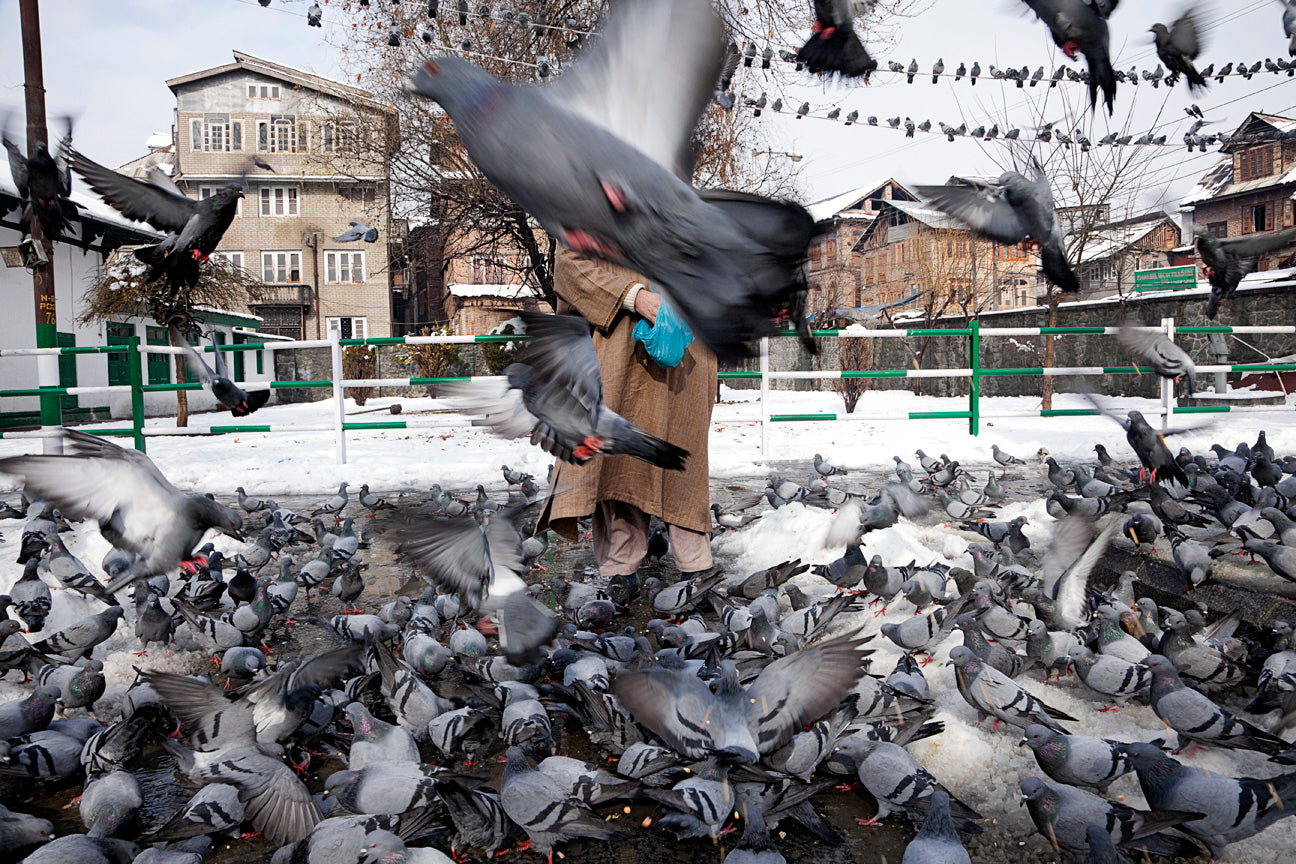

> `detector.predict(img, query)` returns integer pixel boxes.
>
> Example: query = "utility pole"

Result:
[20,0,61,453]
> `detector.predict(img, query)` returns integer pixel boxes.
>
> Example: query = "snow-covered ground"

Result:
[3,386,1296,860]
[1,385,1289,495]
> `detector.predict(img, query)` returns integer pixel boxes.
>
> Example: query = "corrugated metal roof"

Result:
[0,160,163,241]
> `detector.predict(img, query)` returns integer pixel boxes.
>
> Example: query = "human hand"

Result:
[634,288,660,323]
[632,288,693,368]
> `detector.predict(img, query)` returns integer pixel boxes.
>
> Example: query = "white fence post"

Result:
[36,353,62,454]
[1160,317,1175,431]
[331,333,347,464]
[759,336,770,458]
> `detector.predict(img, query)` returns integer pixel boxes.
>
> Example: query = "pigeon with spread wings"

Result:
[442,311,687,470]
[407,0,818,360]
[170,324,270,417]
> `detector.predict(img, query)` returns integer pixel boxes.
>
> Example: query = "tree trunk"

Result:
[1042,291,1059,410]
[170,332,189,428]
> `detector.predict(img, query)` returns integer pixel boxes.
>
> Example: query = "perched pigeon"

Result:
[71,148,243,292]
[948,645,1075,732]
[499,745,625,856]
[1150,9,1208,92]
[171,325,270,417]
[408,0,819,360]
[1018,775,1204,858]
[442,312,687,469]
[0,429,243,593]
[1019,724,1137,793]
[332,220,379,243]
[797,0,877,79]
[1143,654,1289,754]
[915,165,1078,293]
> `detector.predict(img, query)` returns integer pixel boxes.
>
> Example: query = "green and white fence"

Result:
[1,318,1294,462]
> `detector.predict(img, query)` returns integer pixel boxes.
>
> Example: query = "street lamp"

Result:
[752,149,804,162]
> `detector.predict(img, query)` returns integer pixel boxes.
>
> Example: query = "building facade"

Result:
[166,51,397,340]
[1074,212,1181,298]
[1181,112,1296,273]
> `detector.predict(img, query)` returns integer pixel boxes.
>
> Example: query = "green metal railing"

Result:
[2,319,1294,462]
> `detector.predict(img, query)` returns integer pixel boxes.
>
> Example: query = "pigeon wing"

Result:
[0,430,182,558]
[397,515,493,608]
[169,325,214,386]
[232,750,321,845]
[1219,226,1296,260]
[1170,10,1201,56]
[517,311,603,420]
[1048,518,1116,631]
[70,148,198,233]
[545,0,724,178]
[140,671,256,749]
[743,636,870,753]
[913,184,1026,243]
[611,667,724,758]
[3,135,26,195]
[440,379,545,441]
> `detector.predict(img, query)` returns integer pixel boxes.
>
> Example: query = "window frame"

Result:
[324,250,366,284]
[326,316,368,340]
[261,250,303,284]
[258,186,299,217]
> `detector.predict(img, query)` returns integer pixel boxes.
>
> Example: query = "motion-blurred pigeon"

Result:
[1151,8,1208,92]
[171,325,270,417]
[797,0,877,80]
[1195,226,1296,318]
[332,220,379,243]
[1019,0,1118,113]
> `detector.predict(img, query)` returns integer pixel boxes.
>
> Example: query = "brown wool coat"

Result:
[538,249,716,539]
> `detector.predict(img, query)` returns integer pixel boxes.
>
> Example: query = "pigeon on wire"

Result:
[441,311,687,469]
[398,510,558,664]
[1116,320,1195,389]
[0,429,243,594]
[797,0,878,80]
[915,164,1079,293]
[170,324,270,417]
[1150,8,1208,92]
[1,114,78,242]
[332,220,379,243]
[1194,226,1296,318]
[612,634,870,762]
[70,148,243,293]
[407,0,820,361]
[1019,0,1118,113]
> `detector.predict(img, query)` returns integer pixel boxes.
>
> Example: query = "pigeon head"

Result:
[409,55,500,115]
[1019,724,1057,751]
[1123,741,1178,782]
[0,619,19,639]
[1018,776,1055,810]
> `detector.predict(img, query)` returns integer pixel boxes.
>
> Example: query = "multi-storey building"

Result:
[1181,112,1296,272]
[166,51,397,340]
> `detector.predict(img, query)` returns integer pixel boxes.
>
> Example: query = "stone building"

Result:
[854,198,1042,317]
[1180,112,1296,272]
[804,180,916,319]
[165,51,397,340]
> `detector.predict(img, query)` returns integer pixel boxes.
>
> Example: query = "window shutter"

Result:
[1267,202,1276,232]
[1286,200,1294,228]
[1243,208,1253,234]
[354,318,367,340]
[191,119,202,151]
[257,122,268,151]
[231,121,242,151]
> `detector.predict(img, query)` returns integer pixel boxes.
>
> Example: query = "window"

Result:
[1244,202,1275,234]
[190,114,241,152]
[259,186,298,217]
[1287,200,1294,228]
[320,120,366,153]
[1206,221,1228,239]
[325,250,365,284]
[261,251,302,283]
[248,84,281,99]
[470,256,506,283]
[257,115,303,153]
[199,186,243,217]
[998,242,1028,260]
[1239,146,1275,181]
[211,250,245,271]
[145,326,171,385]
[338,186,377,206]
[326,316,367,340]
[254,305,303,340]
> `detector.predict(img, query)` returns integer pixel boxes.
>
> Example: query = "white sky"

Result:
[0,0,1289,213]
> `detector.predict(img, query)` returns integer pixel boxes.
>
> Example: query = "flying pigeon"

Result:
[408,0,819,361]
[916,165,1079,293]
[70,148,243,293]
[0,428,244,593]
[1285,1,1296,57]
[1150,9,1208,92]
[797,0,878,79]
[1116,320,1195,389]
[612,635,871,762]
[170,325,270,417]
[441,311,688,469]
[398,511,558,664]
[1,115,78,242]
[1019,0,1118,113]
[332,220,379,243]
[307,2,322,26]
[1195,226,1296,318]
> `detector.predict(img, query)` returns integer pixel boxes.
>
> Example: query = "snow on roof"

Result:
[1070,214,1172,264]
[448,283,531,299]
[145,131,172,151]
[807,180,897,222]
[1181,141,1296,208]
[0,158,162,241]
[886,199,962,230]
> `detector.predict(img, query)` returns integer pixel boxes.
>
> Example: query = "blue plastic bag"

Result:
[632,286,694,368]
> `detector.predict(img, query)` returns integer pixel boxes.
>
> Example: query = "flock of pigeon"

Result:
[6,411,1296,864]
